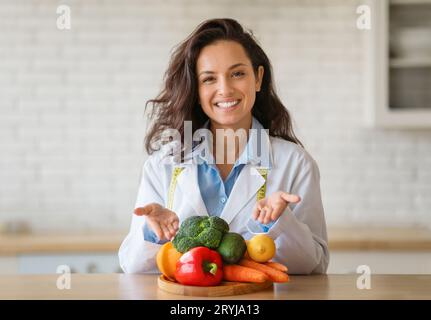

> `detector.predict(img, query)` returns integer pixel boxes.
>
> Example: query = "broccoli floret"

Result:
[208,216,229,233]
[182,216,205,231]
[196,228,223,249]
[172,216,230,253]
[172,236,201,253]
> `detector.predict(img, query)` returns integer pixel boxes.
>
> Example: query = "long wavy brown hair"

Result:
[145,18,303,155]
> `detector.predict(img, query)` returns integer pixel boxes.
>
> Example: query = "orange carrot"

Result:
[223,264,268,283]
[264,261,288,273]
[239,259,289,283]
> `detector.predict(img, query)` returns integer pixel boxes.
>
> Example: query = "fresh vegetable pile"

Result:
[156,216,289,286]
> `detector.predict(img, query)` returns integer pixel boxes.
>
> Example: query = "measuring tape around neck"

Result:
[167,167,185,210]
[255,167,268,202]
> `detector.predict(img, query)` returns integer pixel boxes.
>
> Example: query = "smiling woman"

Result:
[144,18,302,155]
[119,18,329,275]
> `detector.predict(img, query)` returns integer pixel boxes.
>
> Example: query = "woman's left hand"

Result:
[252,191,301,224]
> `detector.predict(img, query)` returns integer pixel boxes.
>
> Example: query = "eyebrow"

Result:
[198,63,248,77]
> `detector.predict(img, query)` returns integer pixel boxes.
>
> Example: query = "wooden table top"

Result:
[1,274,430,300]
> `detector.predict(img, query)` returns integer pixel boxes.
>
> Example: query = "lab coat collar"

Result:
[175,165,209,217]
[219,165,267,224]
[181,116,274,169]
[245,117,273,169]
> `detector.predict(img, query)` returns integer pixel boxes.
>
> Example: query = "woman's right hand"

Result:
[134,203,179,241]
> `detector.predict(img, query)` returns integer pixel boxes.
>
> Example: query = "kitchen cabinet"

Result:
[366,0,431,128]
[0,253,121,274]
[0,232,125,274]
[3,251,430,275]
[18,253,121,274]
[327,226,431,274]
[0,257,18,274]
[328,250,431,274]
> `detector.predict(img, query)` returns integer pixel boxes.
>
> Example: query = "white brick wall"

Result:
[0,0,430,233]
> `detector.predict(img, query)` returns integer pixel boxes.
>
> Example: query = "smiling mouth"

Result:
[214,100,241,109]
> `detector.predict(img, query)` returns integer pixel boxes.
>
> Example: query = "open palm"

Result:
[134,203,179,241]
[252,191,301,224]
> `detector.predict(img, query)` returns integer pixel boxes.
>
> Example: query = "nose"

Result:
[217,77,234,96]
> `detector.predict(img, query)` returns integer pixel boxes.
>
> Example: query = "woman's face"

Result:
[196,40,264,130]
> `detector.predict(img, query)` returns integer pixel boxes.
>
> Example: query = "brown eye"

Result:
[202,76,215,83]
[232,71,245,78]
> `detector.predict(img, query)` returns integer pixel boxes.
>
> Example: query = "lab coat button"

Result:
[220,197,226,203]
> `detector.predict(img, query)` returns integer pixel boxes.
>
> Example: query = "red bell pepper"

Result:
[174,246,223,286]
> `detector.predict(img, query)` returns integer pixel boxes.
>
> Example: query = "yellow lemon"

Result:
[246,234,276,263]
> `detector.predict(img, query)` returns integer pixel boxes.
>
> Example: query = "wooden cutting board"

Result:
[158,275,273,297]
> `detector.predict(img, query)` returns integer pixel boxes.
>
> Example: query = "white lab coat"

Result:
[118,133,329,275]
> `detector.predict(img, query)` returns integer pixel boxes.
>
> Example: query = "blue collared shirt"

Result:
[198,161,245,217]
[144,117,274,244]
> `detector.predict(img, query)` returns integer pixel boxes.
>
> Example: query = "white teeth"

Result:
[215,100,240,108]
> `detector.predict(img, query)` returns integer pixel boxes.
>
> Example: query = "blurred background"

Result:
[0,0,430,275]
